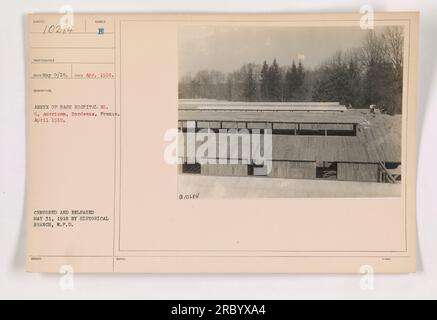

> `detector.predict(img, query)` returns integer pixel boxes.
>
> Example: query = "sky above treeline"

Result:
[178,26,378,77]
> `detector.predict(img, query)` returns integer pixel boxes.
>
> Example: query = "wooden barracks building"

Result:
[177,100,401,183]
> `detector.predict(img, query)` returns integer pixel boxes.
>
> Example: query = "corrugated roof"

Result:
[272,132,400,163]
[178,109,401,163]
[179,100,340,106]
[178,126,401,163]
[179,101,346,112]
[179,110,363,124]
[180,105,347,112]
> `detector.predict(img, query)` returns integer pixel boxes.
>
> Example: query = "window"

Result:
[272,123,357,136]
[248,164,268,176]
[182,163,201,174]
[316,161,337,179]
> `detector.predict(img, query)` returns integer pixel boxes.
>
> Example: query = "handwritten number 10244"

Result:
[43,24,73,34]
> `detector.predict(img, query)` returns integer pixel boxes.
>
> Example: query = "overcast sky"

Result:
[178,26,375,77]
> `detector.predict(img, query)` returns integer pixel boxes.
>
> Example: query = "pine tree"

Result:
[297,61,305,87]
[268,59,282,101]
[284,60,304,101]
[244,66,257,102]
[284,68,293,101]
[295,60,306,100]
[260,61,269,101]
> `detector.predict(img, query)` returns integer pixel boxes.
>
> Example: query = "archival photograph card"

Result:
[26,12,418,273]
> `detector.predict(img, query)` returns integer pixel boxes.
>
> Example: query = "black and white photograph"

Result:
[177,25,404,198]
[2,0,433,300]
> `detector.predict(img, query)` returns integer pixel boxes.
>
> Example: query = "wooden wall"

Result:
[184,161,380,183]
[201,164,248,177]
[200,161,317,179]
[270,161,316,179]
[337,162,379,182]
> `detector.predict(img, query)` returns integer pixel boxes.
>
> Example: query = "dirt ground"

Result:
[178,174,401,199]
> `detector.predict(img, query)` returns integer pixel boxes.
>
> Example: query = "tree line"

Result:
[179,27,403,114]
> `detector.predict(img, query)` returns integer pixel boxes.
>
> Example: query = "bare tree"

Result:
[381,26,404,75]
[362,30,386,66]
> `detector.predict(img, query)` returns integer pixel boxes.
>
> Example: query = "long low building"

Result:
[179,100,348,112]
[177,101,401,183]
